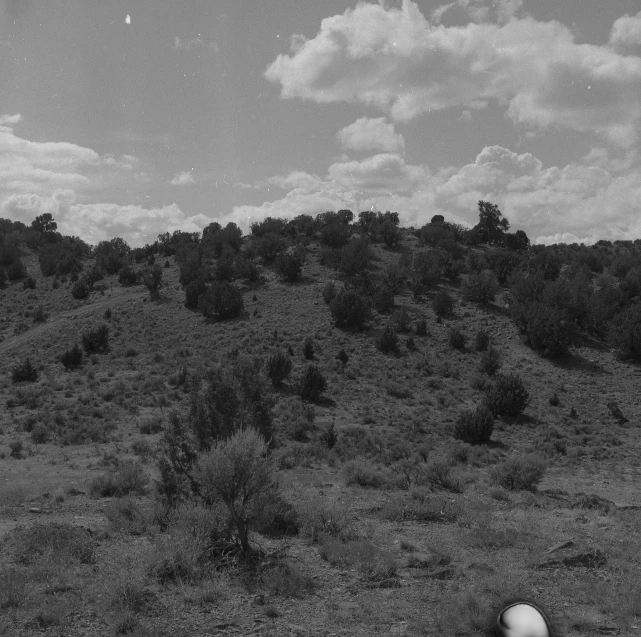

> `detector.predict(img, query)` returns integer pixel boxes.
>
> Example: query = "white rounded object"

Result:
[499,603,549,637]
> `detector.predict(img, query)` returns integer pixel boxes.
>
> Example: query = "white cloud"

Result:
[174,36,219,51]
[609,11,641,49]
[170,171,195,186]
[264,171,323,191]
[0,113,21,129]
[336,117,405,153]
[233,144,641,244]
[265,0,641,146]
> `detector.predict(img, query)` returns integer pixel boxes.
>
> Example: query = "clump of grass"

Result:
[296,499,357,543]
[88,460,149,498]
[11,522,96,565]
[489,454,547,492]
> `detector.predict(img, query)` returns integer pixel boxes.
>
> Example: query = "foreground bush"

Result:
[489,454,546,491]
[71,278,90,299]
[329,287,372,329]
[184,277,207,309]
[198,282,244,320]
[82,324,109,354]
[297,365,327,402]
[484,373,530,418]
[11,359,39,383]
[266,351,293,386]
[453,405,494,444]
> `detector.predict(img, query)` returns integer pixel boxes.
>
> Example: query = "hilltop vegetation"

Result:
[0,206,639,636]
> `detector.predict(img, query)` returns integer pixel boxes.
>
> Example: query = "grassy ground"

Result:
[0,233,639,636]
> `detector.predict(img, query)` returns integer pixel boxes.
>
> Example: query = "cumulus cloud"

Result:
[609,11,641,49]
[232,144,641,244]
[0,113,21,129]
[336,117,405,153]
[170,171,195,186]
[265,0,641,146]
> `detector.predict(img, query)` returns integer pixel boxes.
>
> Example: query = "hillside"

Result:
[0,216,640,637]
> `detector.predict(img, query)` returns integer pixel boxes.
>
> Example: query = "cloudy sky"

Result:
[1,0,640,248]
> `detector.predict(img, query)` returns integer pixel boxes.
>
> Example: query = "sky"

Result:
[1,0,640,248]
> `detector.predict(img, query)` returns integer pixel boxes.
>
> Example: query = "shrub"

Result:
[118,265,138,285]
[184,277,207,309]
[275,249,305,282]
[432,289,454,318]
[141,264,163,298]
[377,323,399,353]
[266,351,293,386]
[449,327,466,350]
[11,359,39,383]
[453,405,494,444]
[322,281,336,305]
[303,337,315,360]
[214,246,236,282]
[513,302,575,358]
[415,317,427,336]
[6,259,27,281]
[10,439,24,459]
[0,268,5,286]
[479,346,501,376]
[391,305,411,332]
[88,460,149,498]
[235,254,260,282]
[31,423,51,444]
[11,522,95,565]
[320,223,350,249]
[198,282,244,320]
[373,285,395,312]
[489,454,546,491]
[609,302,641,361]
[71,278,90,299]
[339,237,372,277]
[60,344,83,370]
[343,460,387,489]
[412,251,441,290]
[318,423,338,449]
[405,336,417,351]
[32,306,47,323]
[82,324,110,354]
[255,232,287,263]
[484,373,530,419]
[475,329,490,351]
[193,427,278,555]
[297,365,327,402]
[329,288,372,329]
[462,270,500,305]
[23,276,36,290]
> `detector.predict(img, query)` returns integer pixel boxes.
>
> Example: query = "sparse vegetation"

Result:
[297,364,328,402]
[484,373,530,419]
[267,351,293,386]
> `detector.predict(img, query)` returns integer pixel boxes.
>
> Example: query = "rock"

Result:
[606,401,628,423]
[571,493,615,513]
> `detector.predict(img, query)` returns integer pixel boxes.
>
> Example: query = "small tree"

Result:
[266,351,293,386]
[303,337,315,360]
[432,289,454,318]
[198,282,244,320]
[453,405,494,444]
[609,302,641,361]
[297,365,327,402]
[377,323,399,353]
[484,373,530,419]
[11,358,39,383]
[184,277,207,309]
[82,325,110,354]
[462,270,500,305]
[194,427,277,556]
[322,281,336,305]
[479,346,501,376]
[449,327,466,350]
[475,329,490,351]
[142,264,163,299]
[118,265,138,286]
[60,344,83,370]
[391,305,411,333]
[275,248,305,282]
[329,288,372,329]
[475,200,509,245]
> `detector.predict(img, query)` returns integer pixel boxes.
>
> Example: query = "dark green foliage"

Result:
[23,276,36,290]
[376,323,399,353]
[71,278,90,299]
[6,259,27,281]
[489,454,546,492]
[0,268,5,287]
[503,229,530,251]
[380,220,400,247]
[184,277,207,309]
[250,216,288,238]
[319,423,338,449]
[214,245,236,282]
[336,349,349,366]
[453,405,494,444]
[303,337,315,360]
[81,324,109,354]
[266,351,293,386]
[255,232,287,263]
[285,214,316,238]
[84,266,103,285]
[382,261,405,294]
[164,260,171,268]
[297,365,327,402]
[118,265,138,285]
[94,238,130,274]
[275,247,306,282]
[449,327,466,350]
[329,287,372,329]
[32,306,47,323]
[406,336,417,351]
[462,270,500,305]
[142,264,163,298]
[340,237,372,277]
[0,242,20,266]
[373,285,395,312]
[417,222,458,252]
[38,242,84,277]
[235,254,259,282]
[60,344,83,370]
[432,289,453,317]
[475,329,490,351]
[485,249,523,285]
[412,251,441,290]
[474,200,509,245]
[31,212,58,235]
[11,359,39,383]
[415,317,427,336]
[479,346,501,376]
[549,393,560,406]
[198,282,244,320]
[391,305,411,332]
[484,373,530,419]
[320,223,350,248]
[609,302,641,361]
[322,281,336,305]
[512,302,576,358]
